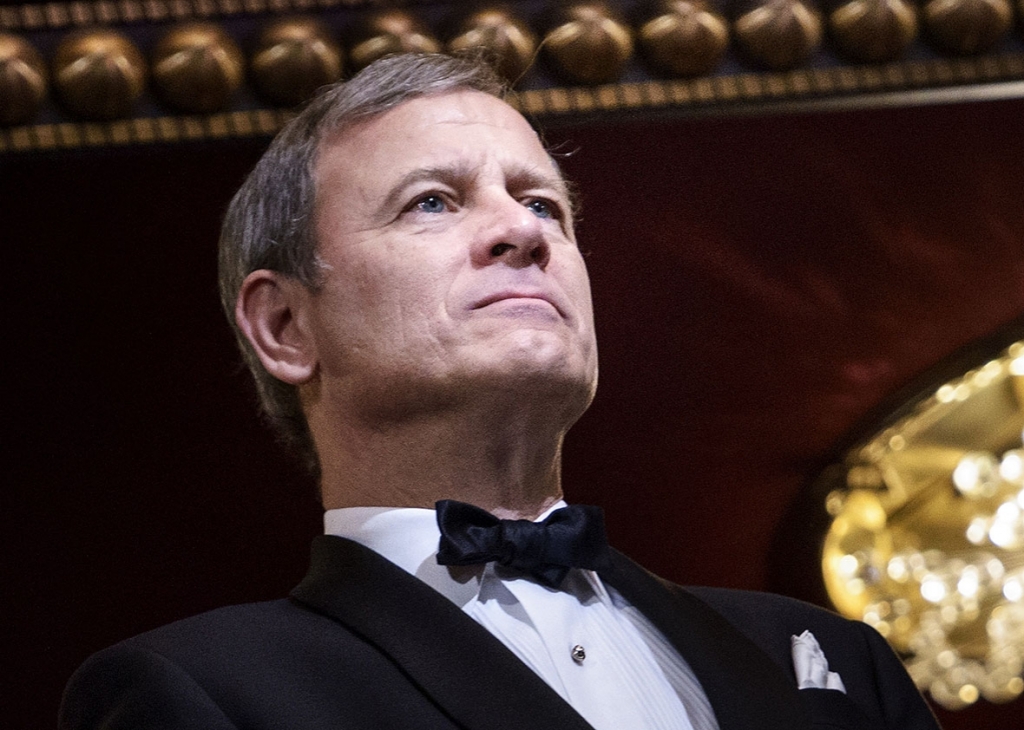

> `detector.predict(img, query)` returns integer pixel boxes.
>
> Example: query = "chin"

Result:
[480,348,597,408]
[495,333,591,375]
[447,329,598,407]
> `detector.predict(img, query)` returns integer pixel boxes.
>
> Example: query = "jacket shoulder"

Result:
[90,596,379,680]
[685,586,852,632]
[681,586,880,674]
[120,599,309,651]
[61,597,458,730]
[682,586,941,730]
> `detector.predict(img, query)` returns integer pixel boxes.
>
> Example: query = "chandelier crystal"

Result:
[822,341,1024,709]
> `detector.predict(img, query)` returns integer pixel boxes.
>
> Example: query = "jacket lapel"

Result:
[599,550,813,730]
[291,535,595,730]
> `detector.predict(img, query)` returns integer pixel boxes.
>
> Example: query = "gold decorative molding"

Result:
[51,28,148,119]
[0,0,391,31]
[512,53,1024,114]
[2,0,1023,152]
[250,16,342,106]
[4,51,1024,152]
[638,1,730,78]
[151,21,246,113]
[447,6,537,83]
[0,107,290,150]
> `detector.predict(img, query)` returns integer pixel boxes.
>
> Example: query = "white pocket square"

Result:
[791,630,847,693]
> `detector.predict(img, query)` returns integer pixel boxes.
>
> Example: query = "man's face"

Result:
[303,90,598,420]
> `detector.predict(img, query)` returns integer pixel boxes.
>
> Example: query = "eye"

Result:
[413,194,448,214]
[525,199,557,220]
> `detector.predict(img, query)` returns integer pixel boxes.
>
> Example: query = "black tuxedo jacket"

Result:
[61,536,940,730]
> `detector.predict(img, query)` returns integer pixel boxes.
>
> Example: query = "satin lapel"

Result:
[599,550,812,730]
[290,535,595,730]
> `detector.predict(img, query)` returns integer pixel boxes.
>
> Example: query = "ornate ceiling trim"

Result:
[513,55,1024,117]
[2,0,1023,152]
[1,107,290,150]
[0,0,388,30]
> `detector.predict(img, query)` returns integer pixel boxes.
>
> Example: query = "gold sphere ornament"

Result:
[638,0,730,77]
[829,0,918,62]
[734,0,823,70]
[0,33,48,126]
[252,17,342,107]
[922,0,1013,54]
[152,22,244,113]
[348,10,441,72]
[543,2,634,85]
[52,29,146,120]
[447,7,539,84]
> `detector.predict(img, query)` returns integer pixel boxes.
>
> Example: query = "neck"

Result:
[313,397,571,520]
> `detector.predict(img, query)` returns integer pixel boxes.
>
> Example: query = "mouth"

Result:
[474,291,563,317]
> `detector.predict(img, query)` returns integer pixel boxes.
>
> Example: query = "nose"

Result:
[470,191,551,269]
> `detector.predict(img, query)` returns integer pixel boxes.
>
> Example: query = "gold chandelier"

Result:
[821,335,1024,710]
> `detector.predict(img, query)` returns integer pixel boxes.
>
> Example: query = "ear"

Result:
[235,270,318,385]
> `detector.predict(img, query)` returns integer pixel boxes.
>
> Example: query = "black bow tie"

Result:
[435,500,612,589]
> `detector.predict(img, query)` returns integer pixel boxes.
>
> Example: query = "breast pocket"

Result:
[799,687,876,730]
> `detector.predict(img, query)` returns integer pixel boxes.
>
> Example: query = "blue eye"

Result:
[526,199,555,219]
[415,195,447,214]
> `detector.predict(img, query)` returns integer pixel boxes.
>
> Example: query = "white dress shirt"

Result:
[324,503,719,730]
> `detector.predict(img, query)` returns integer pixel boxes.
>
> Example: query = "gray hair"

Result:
[218,53,507,478]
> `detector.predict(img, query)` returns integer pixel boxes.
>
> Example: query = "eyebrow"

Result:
[379,163,474,214]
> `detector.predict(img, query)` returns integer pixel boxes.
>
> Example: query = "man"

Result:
[60,53,940,730]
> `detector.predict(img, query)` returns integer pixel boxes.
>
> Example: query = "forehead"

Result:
[314,90,563,192]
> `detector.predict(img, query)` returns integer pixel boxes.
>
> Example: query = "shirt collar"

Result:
[323,501,569,607]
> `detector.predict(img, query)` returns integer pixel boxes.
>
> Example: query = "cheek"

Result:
[562,260,596,321]
[390,268,453,320]
[320,235,466,350]
[360,267,461,354]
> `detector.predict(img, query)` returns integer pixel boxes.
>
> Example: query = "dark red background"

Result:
[4,96,1024,728]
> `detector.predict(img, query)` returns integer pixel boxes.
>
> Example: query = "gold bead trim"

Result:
[0,0,390,31]
[514,53,1024,117]
[0,108,291,151]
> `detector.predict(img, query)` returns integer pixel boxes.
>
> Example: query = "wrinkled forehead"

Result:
[313,90,567,195]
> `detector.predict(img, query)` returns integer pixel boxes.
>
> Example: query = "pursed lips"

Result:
[473,291,565,318]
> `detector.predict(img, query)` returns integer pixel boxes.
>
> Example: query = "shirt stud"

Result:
[571,644,586,664]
